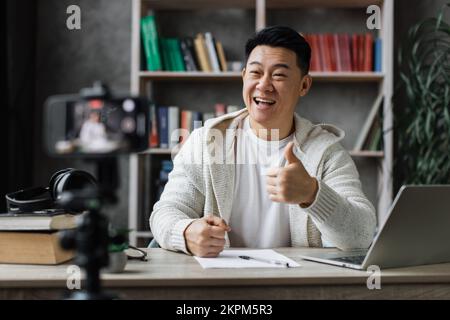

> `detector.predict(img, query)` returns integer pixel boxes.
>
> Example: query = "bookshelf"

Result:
[129,0,393,246]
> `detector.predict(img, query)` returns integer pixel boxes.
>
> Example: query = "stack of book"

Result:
[0,210,80,264]
[149,103,241,149]
[141,12,228,72]
[304,33,382,72]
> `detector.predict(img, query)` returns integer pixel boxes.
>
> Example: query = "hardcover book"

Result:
[0,230,74,264]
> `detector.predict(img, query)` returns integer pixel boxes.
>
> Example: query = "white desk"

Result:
[1,248,450,299]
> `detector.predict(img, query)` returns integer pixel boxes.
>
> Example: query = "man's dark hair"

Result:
[245,25,311,76]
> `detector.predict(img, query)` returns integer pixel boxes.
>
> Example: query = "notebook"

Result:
[0,210,83,231]
[194,249,301,269]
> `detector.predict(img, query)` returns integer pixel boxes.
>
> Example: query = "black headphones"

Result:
[5,168,97,214]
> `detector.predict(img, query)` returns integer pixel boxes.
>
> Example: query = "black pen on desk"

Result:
[239,255,290,268]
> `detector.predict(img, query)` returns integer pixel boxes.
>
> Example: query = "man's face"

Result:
[89,112,100,122]
[242,45,311,130]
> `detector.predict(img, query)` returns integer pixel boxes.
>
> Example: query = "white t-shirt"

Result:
[228,116,293,248]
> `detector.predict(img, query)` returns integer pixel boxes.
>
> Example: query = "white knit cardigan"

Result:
[150,109,376,254]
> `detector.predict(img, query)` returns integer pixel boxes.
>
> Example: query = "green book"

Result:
[167,38,178,71]
[160,38,173,71]
[165,38,184,72]
[140,15,162,71]
[162,38,177,71]
[171,38,186,71]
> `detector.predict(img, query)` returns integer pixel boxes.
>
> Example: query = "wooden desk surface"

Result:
[1,248,450,299]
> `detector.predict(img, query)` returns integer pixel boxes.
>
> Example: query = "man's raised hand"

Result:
[265,142,318,207]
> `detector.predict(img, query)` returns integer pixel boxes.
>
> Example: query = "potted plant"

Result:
[105,228,131,273]
[396,3,450,188]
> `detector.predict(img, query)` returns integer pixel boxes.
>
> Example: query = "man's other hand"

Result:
[184,215,231,257]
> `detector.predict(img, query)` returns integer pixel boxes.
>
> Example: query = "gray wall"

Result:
[34,0,131,227]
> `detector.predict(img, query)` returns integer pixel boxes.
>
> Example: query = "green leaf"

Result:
[396,3,450,187]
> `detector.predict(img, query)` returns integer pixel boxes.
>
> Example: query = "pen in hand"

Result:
[239,255,290,268]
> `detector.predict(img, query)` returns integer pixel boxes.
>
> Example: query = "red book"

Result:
[328,34,337,72]
[333,34,342,72]
[312,34,322,71]
[351,34,358,71]
[364,33,374,71]
[215,103,226,117]
[358,34,365,71]
[180,110,192,144]
[341,34,351,72]
[318,34,331,72]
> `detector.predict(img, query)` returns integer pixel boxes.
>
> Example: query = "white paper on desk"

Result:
[194,249,300,269]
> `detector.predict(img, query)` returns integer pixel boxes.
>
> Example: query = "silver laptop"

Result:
[298,185,450,270]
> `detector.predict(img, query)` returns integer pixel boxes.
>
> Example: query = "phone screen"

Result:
[45,95,148,156]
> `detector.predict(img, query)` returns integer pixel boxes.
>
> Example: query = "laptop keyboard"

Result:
[330,255,366,265]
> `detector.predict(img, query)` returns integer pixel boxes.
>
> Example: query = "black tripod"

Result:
[59,159,121,300]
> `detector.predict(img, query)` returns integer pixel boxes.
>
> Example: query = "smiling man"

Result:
[150,26,376,257]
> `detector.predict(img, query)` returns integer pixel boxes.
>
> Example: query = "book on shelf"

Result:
[363,33,373,71]
[148,104,240,149]
[192,111,203,130]
[158,106,169,149]
[160,38,171,71]
[215,103,226,117]
[367,121,382,151]
[362,112,383,151]
[305,33,379,72]
[160,38,186,72]
[168,106,180,148]
[141,12,162,71]
[327,34,337,72]
[139,13,229,73]
[149,103,159,148]
[332,34,341,71]
[0,210,82,231]
[203,112,215,123]
[306,34,321,71]
[180,110,193,143]
[353,94,383,151]
[341,34,352,71]
[162,38,175,71]
[351,34,358,71]
[215,40,228,72]
[227,105,240,113]
[194,33,212,72]
[171,38,187,72]
[0,230,74,264]
[204,32,221,72]
[317,34,329,71]
[374,38,382,72]
[180,37,199,71]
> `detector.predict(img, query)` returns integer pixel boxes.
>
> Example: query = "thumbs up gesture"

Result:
[265,142,318,207]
